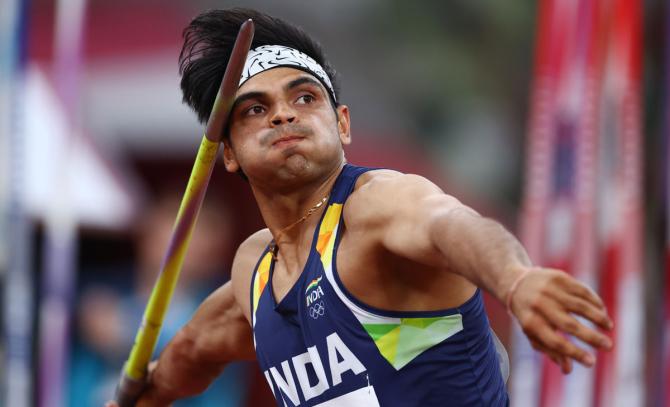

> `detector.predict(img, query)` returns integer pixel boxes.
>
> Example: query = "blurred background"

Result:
[0,0,667,406]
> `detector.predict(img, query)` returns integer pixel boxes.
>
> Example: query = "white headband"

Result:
[239,45,336,102]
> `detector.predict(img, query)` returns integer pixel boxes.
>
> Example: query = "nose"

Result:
[270,102,296,126]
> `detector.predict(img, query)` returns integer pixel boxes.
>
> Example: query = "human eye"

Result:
[295,94,316,105]
[244,105,266,116]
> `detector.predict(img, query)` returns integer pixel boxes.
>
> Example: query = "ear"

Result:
[335,105,352,145]
[222,139,240,173]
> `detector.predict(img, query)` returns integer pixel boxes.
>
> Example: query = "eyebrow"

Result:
[284,75,325,93]
[231,75,326,112]
[231,91,266,112]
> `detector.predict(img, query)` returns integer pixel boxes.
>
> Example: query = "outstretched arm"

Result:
[346,171,613,373]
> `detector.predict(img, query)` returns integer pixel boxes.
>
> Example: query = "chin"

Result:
[284,154,310,172]
[278,155,340,186]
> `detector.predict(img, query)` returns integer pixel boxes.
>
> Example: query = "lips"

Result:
[272,135,305,147]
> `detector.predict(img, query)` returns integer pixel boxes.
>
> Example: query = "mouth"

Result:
[272,135,305,147]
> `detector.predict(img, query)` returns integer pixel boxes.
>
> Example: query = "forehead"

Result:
[235,67,323,96]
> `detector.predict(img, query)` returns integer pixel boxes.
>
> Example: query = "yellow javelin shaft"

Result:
[124,136,219,380]
[114,19,254,407]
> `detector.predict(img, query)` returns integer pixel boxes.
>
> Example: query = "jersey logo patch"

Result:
[309,301,325,319]
[306,276,325,307]
[305,276,323,293]
[363,315,464,370]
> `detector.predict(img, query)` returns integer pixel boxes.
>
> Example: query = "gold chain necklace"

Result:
[270,194,329,260]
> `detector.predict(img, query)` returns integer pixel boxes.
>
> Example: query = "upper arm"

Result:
[344,171,478,268]
[181,229,271,365]
[183,281,256,364]
[147,282,255,401]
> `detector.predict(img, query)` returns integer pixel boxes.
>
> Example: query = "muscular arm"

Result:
[346,171,613,373]
[136,283,254,405]
[128,230,270,406]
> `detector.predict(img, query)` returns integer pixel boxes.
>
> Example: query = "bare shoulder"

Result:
[345,169,448,226]
[230,228,272,322]
[355,169,444,192]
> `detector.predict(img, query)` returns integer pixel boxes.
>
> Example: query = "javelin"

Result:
[114,19,255,407]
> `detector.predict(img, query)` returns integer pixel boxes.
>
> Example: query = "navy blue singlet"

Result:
[249,164,509,406]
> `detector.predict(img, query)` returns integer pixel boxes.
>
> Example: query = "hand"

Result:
[105,361,162,407]
[508,267,613,374]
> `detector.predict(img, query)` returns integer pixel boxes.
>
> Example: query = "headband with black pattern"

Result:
[239,45,336,102]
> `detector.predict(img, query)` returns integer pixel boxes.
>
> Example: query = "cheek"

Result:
[310,113,339,139]
[228,122,248,143]
[227,132,265,171]
[322,120,345,148]
[229,141,252,166]
[229,125,255,152]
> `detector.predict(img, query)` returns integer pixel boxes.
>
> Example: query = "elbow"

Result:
[178,325,226,371]
[171,327,199,361]
[161,327,224,398]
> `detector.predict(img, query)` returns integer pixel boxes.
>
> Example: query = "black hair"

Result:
[179,8,340,125]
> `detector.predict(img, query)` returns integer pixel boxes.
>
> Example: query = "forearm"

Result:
[431,207,532,302]
[137,327,226,405]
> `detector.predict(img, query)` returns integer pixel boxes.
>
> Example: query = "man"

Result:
[109,8,613,406]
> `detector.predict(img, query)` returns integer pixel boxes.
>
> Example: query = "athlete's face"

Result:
[223,67,351,189]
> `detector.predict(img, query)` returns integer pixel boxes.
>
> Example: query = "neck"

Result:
[251,161,344,246]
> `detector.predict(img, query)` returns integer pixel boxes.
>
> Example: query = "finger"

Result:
[553,290,613,330]
[558,355,573,374]
[147,360,158,382]
[548,307,613,349]
[104,402,119,407]
[559,276,605,309]
[532,321,595,367]
[530,338,573,374]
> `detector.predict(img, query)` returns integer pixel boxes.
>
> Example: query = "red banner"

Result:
[514,0,644,405]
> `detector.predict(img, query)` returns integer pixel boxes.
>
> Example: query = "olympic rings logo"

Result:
[309,301,325,319]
